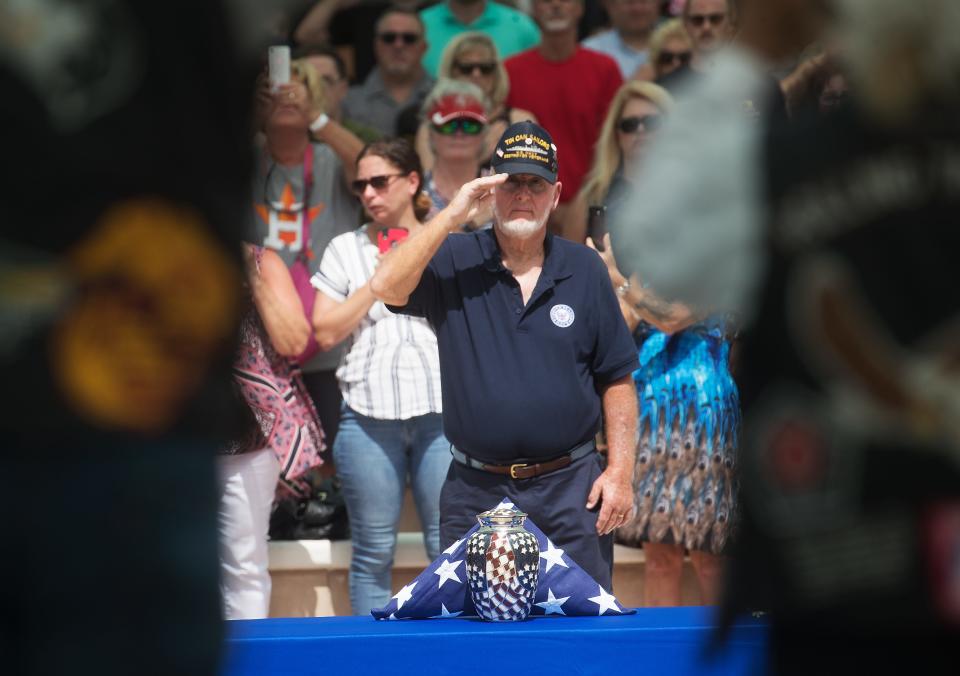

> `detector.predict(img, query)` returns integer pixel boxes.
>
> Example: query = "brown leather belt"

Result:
[449,440,596,480]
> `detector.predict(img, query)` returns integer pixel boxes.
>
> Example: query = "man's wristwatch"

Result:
[309,112,330,133]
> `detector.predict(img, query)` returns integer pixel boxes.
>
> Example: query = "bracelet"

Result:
[309,112,330,133]
[615,280,643,322]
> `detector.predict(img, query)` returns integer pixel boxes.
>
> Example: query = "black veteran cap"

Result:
[490,120,559,183]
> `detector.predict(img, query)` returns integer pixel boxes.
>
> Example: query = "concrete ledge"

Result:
[268,533,648,572]
[265,490,698,617]
[266,533,704,618]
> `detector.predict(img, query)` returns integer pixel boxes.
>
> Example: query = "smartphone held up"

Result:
[268,45,290,92]
[587,205,607,251]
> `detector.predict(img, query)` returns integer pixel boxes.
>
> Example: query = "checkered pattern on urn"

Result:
[473,532,533,620]
[485,532,518,586]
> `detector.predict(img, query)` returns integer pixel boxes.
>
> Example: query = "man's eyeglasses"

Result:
[453,61,496,77]
[499,175,550,195]
[617,115,662,134]
[657,50,692,67]
[686,13,727,28]
[378,31,420,45]
[432,118,485,136]
[350,173,404,195]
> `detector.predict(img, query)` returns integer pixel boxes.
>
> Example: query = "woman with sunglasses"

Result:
[567,80,673,243]
[253,57,365,469]
[415,32,537,171]
[418,79,493,230]
[635,19,695,81]
[309,138,448,615]
[582,81,740,608]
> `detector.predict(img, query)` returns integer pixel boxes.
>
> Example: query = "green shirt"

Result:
[419,1,541,76]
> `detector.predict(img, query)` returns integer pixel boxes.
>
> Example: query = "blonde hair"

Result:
[579,81,674,206]
[648,19,692,76]
[436,32,510,110]
[291,58,326,112]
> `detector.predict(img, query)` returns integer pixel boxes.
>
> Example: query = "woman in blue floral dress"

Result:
[589,234,740,606]
[581,79,738,606]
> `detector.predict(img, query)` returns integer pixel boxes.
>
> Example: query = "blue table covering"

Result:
[222,607,767,676]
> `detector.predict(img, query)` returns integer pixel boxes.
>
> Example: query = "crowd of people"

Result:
[226,0,845,619]
[222,0,954,641]
[6,1,956,675]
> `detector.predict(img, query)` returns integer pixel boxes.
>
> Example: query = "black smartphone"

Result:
[587,205,607,251]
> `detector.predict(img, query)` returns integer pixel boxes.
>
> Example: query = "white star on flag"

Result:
[393,581,417,610]
[443,538,464,556]
[588,585,620,615]
[430,603,464,619]
[535,588,570,616]
[539,540,568,573]
[433,558,463,588]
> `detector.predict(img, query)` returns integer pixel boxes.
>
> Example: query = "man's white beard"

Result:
[496,206,548,237]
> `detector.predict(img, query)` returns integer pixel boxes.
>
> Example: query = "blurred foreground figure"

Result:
[724,1,960,672]
[611,0,960,670]
[610,0,820,320]
[0,2,252,674]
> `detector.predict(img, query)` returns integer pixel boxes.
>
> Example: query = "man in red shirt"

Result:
[505,0,623,235]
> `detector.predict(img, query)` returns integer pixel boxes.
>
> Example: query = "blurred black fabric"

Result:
[0,1,255,674]
[720,101,960,673]
[0,1,253,449]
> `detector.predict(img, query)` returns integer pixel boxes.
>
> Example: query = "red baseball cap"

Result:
[427,93,487,126]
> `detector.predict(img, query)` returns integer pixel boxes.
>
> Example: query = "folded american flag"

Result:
[371,499,635,619]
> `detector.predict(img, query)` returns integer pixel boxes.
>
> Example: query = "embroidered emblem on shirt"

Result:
[550,304,575,328]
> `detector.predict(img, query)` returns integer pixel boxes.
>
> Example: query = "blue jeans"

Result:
[333,405,450,614]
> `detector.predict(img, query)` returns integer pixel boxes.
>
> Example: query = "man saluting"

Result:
[370,122,638,589]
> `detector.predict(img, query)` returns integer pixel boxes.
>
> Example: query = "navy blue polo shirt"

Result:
[388,228,638,463]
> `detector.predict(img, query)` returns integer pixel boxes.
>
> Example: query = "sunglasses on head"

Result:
[686,12,727,28]
[378,31,420,45]
[617,115,662,134]
[350,173,405,195]
[432,118,485,136]
[453,61,496,76]
[657,49,692,67]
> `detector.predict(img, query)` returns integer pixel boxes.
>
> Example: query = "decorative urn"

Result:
[465,507,540,621]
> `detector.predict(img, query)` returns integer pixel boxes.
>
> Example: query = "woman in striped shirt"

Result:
[310,139,449,614]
